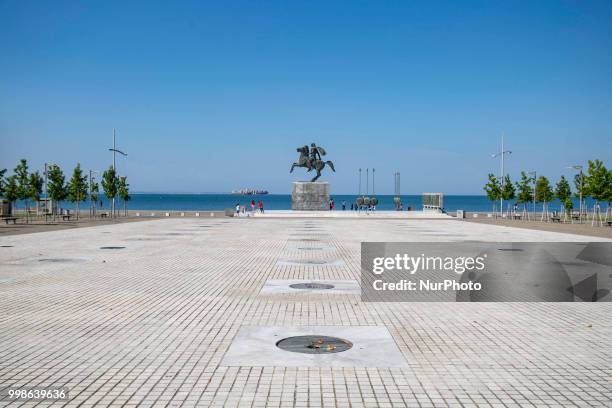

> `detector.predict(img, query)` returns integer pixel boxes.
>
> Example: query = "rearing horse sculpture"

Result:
[290,143,335,182]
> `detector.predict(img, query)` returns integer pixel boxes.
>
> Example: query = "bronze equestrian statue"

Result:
[290,143,335,182]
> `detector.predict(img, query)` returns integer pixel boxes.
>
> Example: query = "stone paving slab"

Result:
[221,326,408,368]
[0,218,611,407]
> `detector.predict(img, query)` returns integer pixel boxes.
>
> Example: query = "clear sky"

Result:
[1,1,611,194]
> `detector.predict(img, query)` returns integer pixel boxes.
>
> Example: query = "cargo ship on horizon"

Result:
[231,188,269,195]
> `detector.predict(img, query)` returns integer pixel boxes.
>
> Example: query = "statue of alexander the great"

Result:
[290,143,335,182]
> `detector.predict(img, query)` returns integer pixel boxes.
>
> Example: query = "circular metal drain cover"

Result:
[1,245,13,248]
[289,238,320,242]
[498,248,523,252]
[290,282,335,290]
[100,246,126,250]
[297,247,323,251]
[276,335,352,354]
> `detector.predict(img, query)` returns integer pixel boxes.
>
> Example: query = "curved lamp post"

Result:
[491,132,512,217]
[108,129,128,218]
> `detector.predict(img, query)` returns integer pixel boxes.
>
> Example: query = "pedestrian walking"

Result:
[235,203,240,215]
[342,200,346,211]
[251,199,256,213]
[258,200,264,213]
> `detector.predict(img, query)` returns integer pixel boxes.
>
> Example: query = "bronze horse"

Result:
[290,145,335,182]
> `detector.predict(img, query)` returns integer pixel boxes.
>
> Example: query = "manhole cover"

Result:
[288,239,320,242]
[297,247,323,251]
[276,335,352,354]
[1,245,13,248]
[290,283,335,290]
[498,248,523,252]
[100,246,126,250]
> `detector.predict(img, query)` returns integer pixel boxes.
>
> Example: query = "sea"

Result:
[44,194,597,213]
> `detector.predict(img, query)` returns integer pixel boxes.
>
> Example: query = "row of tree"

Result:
[484,159,612,220]
[0,160,130,221]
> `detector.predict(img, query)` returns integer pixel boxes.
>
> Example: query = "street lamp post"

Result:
[108,129,127,218]
[372,168,375,195]
[44,162,58,222]
[567,165,584,224]
[89,170,99,218]
[491,132,512,217]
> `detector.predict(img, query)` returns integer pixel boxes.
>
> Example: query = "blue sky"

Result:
[1,1,611,194]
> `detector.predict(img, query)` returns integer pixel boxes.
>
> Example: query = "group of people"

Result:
[327,199,380,212]
[235,199,264,216]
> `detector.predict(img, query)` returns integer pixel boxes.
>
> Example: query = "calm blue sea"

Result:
[38,194,598,213]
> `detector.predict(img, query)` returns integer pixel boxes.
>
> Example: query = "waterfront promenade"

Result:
[1,218,611,407]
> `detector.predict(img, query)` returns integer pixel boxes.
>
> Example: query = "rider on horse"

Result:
[309,143,321,168]
[290,142,335,182]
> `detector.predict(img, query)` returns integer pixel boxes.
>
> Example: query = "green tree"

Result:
[501,174,515,200]
[67,164,88,219]
[0,168,6,196]
[585,159,607,201]
[4,175,19,214]
[102,166,118,217]
[555,175,572,216]
[555,176,572,202]
[603,168,612,222]
[47,164,67,219]
[501,174,515,214]
[564,197,573,214]
[483,173,501,214]
[28,171,44,214]
[118,176,131,216]
[14,159,30,222]
[515,171,534,216]
[535,176,554,219]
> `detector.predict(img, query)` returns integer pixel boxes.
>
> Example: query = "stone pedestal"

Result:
[292,182,330,211]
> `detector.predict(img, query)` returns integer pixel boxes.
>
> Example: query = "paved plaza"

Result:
[1,217,611,407]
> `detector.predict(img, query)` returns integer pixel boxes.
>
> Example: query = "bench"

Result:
[551,216,561,223]
[61,214,73,221]
[512,214,522,220]
[1,217,17,224]
[100,212,109,218]
[607,221,612,227]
